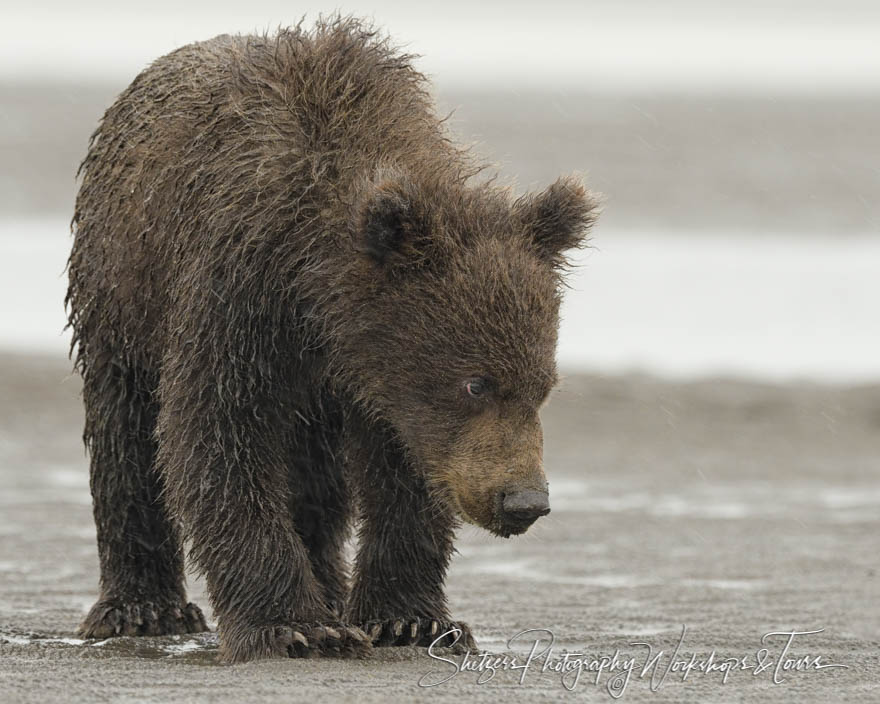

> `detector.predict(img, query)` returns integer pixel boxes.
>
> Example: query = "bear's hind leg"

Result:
[78,351,206,638]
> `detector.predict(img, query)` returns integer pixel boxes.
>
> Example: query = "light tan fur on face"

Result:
[437,407,547,535]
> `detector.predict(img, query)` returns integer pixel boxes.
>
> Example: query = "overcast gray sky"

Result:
[4,0,880,91]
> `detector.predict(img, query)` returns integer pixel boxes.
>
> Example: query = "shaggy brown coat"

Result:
[67,17,599,662]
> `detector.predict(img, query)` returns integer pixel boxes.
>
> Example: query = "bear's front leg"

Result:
[345,419,477,652]
[156,327,370,663]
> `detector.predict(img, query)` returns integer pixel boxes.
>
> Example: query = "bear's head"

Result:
[346,168,600,538]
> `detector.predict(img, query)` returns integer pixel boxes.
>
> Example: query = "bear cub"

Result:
[66,17,600,662]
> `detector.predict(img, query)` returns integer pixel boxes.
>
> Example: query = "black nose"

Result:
[502,489,551,522]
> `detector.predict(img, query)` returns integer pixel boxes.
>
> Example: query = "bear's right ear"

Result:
[355,177,433,268]
[515,176,601,268]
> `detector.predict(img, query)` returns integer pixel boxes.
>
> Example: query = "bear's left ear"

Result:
[515,176,601,266]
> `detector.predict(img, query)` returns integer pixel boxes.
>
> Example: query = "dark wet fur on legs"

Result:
[343,408,474,648]
[67,16,599,662]
[288,392,351,618]
[73,350,206,639]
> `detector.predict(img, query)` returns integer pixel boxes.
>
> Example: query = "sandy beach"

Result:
[1,352,877,702]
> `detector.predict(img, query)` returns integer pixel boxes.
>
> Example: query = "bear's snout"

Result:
[496,488,551,535]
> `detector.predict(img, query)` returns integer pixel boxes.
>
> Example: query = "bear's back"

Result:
[68,19,467,362]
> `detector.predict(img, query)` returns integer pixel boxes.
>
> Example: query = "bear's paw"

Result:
[236,623,373,660]
[361,617,477,652]
[79,599,208,638]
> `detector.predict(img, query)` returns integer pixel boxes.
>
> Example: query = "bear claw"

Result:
[361,617,476,651]
[277,623,372,659]
[79,599,208,638]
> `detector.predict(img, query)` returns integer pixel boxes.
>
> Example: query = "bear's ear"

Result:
[356,177,432,268]
[515,177,601,266]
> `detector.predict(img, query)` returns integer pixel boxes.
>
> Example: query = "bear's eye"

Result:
[465,378,489,398]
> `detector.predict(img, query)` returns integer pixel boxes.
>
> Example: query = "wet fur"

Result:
[67,16,599,662]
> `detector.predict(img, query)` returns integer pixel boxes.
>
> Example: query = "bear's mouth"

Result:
[447,493,499,535]
[451,495,536,539]
[494,518,536,539]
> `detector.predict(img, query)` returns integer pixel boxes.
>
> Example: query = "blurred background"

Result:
[2,4,880,700]
[2,0,879,379]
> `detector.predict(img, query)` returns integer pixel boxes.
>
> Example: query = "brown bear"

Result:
[66,16,600,663]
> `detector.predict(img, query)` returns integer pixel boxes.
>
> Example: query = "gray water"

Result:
[3,82,879,233]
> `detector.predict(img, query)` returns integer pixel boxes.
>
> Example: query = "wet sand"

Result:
[0,352,878,702]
